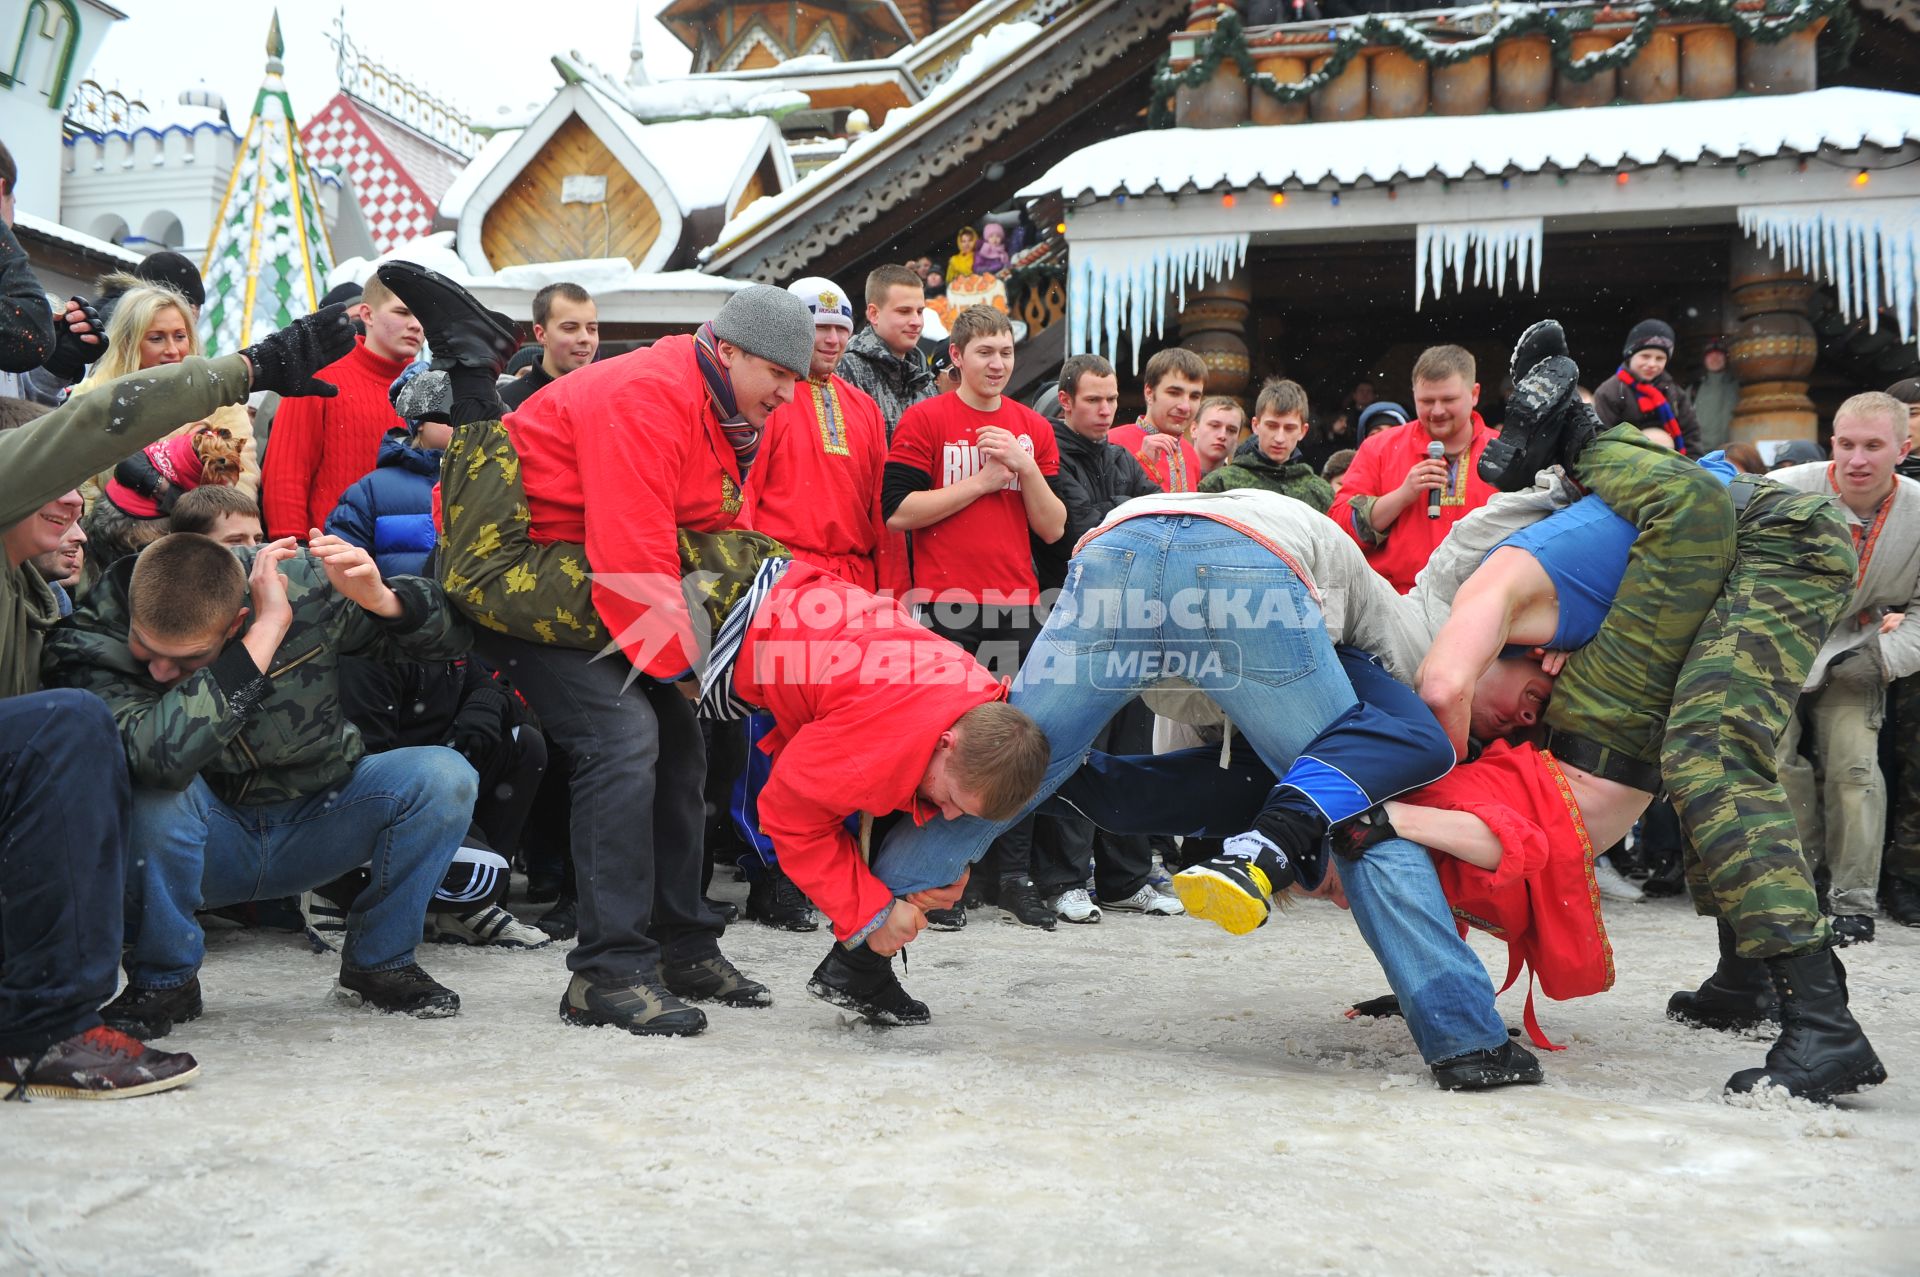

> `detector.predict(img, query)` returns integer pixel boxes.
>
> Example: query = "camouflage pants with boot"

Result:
[1545,426,1737,767]
[1663,479,1855,959]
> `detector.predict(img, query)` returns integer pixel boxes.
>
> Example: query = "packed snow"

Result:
[4,879,1915,1274]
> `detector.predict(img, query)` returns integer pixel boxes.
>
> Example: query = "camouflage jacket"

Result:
[1197,443,1335,513]
[44,547,471,806]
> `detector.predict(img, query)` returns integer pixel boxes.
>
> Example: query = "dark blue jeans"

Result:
[0,691,128,1054]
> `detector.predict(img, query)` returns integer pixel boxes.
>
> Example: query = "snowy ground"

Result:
[4,881,1917,1276]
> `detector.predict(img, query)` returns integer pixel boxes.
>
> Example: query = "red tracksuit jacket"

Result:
[732,563,1005,939]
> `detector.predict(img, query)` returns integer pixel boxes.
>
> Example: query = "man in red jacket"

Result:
[261,275,422,540]
[378,262,815,1039]
[1329,345,1498,593]
[704,559,1048,1024]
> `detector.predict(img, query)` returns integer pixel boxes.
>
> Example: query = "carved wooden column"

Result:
[1178,272,1253,399]
[1728,239,1819,444]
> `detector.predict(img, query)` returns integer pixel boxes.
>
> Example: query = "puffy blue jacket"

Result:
[325,429,440,580]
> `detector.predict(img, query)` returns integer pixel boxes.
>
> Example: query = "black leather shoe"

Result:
[997,874,1057,930]
[806,944,929,1026]
[375,260,518,375]
[536,894,577,941]
[745,863,819,932]
[101,977,204,1041]
[662,952,771,1008]
[1431,1040,1543,1091]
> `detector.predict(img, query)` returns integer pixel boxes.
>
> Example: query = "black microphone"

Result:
[1426,439,1445,519]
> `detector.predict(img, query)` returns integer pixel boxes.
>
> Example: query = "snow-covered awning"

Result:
[1021,87,1920,203]
[1029,88,1920,368]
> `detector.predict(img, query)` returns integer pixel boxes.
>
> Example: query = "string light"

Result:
[1501,177,1512,190]
[1616,171,1630,186]
[1271,192,1285,207]
[1055,221,1067,234]
[1221,192,1237,209]
[1387,185,1397,201]
[1856,169,1871,187]
[1331,192,1341,207]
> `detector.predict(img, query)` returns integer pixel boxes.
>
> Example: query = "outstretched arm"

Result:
[1382,801,1503,869]
[1416,561,1528,758]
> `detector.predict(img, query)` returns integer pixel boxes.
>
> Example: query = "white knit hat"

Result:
[786,276,855,331]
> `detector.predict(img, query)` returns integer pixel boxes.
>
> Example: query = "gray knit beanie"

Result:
[710,284,816,378]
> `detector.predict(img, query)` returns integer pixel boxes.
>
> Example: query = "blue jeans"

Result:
[875,514,1509,1064]
[126,747,476,987]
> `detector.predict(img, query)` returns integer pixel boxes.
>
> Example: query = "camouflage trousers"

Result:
[1663,480,1855,958]
[1545,427,1737,766]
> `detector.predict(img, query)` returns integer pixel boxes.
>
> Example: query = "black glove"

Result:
[42,295,108,381]
[1327,806,1401,862]
[241,303,357,398]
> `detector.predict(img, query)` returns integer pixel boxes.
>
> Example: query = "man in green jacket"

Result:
[1,304,356,1099]
[46,529,476,1038]
[1198,379,1335,512]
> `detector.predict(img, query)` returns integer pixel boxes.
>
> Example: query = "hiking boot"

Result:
[2,1026,199,1102]
[1668,918,1779,1033]
[1593,855,1644,904]
[559,973,706,1037]
[1479,352,1597,492]
[1100,882,1184,916]
[1886,877,1920,928]
[923,903,967,931]
[997,875,1057,930]
[1431,1040,1544,1091]
[1046,887,1102,924]
[375,260,518,374]
[746,863,819,932]
[101,977,203,1041]
[425,904,551,950]
[807,943,930,1026]
[1725,945,1887,1103]
[1831,913,1875,946]
[662,952,773,1008]
[536,894,578,941]
[1172,834,1298,936]
[1507,317,1570,384]
[334,964,460,1019]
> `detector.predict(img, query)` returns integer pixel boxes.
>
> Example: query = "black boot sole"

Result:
[1666,992,1780,1034]
[805,977,931,1027]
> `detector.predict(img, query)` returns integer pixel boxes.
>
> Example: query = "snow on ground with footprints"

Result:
[4,877,1917,1275]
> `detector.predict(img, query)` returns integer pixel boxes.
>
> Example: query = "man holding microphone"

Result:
[1329,346,1500,593]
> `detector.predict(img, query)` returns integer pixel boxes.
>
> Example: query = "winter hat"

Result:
[1885,377,1920,405]
[1704,336,1729,355]
[136,251,207,309]
[1773,438,1827,467]
[390,362,451,427]
[506,345,543,375]
[710,284,815,378]
[320,281,364,310]
[1357,401,1409,437]
[786,276,855,331]
[1622,319,1677,360]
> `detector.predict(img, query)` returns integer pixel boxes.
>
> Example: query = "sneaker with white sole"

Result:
[1046,887,1102,924]
[425,904,551,950]
[1593,854,1644,904]
[1101,882,1185,916]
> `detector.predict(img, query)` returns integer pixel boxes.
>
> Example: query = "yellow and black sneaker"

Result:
[1172,834,1296,936]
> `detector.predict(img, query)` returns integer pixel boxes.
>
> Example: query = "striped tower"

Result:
[200,11,335,354]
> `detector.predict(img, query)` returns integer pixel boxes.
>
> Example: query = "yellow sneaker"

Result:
[1172,859,1274,936]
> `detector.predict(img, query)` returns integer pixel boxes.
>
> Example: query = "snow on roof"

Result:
[706,19,1043,255]
[13,210,144,264]
[438,130,522,224]
[584,88,784,212]
[1020,87,1920,202]
[623,78,810,123]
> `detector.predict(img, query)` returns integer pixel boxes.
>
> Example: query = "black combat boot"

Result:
[1724,946,1887,1103]
[806,942,930,1026]
[375,260,518,374]
[1667,918,1780,1032]
[1479,351,1599,492]
[745,862,820,932]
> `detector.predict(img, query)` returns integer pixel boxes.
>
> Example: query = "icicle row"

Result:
[1740,202,1920,345]
[1415,218,1544,311]
[1068,234,1250,370]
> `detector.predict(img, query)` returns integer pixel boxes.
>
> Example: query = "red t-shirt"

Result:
[887,392,1059,605]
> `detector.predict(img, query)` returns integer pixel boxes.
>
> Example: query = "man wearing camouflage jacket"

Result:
[46,528,476,1037]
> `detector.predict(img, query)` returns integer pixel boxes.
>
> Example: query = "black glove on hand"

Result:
[242,303,357,398]
[1328,806,1401,862]
[43,296,109,381]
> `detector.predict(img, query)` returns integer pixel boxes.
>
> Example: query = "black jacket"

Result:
[1036,420,1160,591]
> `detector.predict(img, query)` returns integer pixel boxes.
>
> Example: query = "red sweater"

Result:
[262,337,410,539]
[733,563,1005,940]
[509,335,746,679]
[1327,416,1497,593]
[747,374,888,591]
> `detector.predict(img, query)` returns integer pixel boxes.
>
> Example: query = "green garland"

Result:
[1148,1,1850,128]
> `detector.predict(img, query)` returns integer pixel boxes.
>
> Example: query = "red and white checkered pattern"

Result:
[302,94,443,254]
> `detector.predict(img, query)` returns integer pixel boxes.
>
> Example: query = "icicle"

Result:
[1740,201,1920,346]
[1067,234,1250,369]
[1414,218,1542,311]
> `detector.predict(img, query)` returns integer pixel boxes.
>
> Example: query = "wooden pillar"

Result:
[1555,32,1618,108]
[1250,54,1309,126]
[1740,18,1827,95]
[1619,29,1679,104]
[1368,47,1430,119]
[1494,34,1552,113]
[1679,26,1738,99]
[1178,271,1253,398]
[1175,59,1251,128]
[1309,51,1368,121]
[1727,238,1820,445]
[1431,52,1492,115]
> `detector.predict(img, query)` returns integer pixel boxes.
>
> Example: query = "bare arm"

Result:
[1416,573,1520,758]
[1382,800,1504,869]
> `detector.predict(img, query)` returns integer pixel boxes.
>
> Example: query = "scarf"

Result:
[1614,367,1684,453]
[695,322,760,476]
